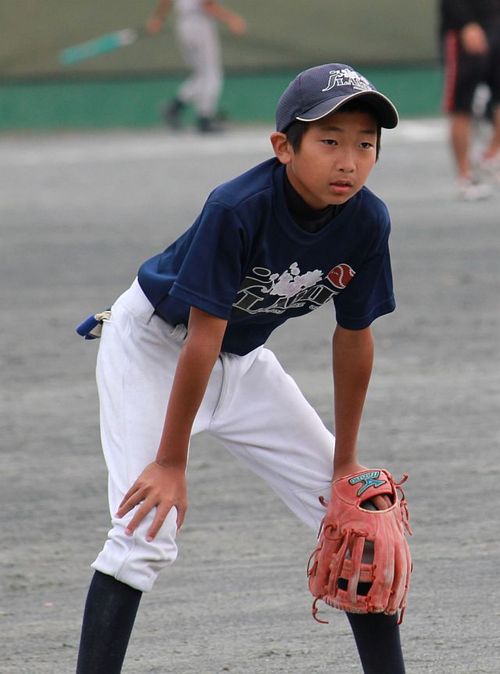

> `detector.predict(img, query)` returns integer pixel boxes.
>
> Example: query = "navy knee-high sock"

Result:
[76,571,142,674]
[346,611,406,674]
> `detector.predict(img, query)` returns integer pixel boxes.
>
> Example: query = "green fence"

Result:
[0,66,443,131]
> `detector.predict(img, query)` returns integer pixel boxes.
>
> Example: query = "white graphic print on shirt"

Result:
[233,262,355,315]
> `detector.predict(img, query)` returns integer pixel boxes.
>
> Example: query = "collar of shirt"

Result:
[283,171,345,233]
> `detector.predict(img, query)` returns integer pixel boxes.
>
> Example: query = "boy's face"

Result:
[272,110,378,210]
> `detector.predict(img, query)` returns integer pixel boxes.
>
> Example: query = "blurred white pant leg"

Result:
[176,15,222,117]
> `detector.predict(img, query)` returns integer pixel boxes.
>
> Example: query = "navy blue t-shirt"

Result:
[138,158,395,355]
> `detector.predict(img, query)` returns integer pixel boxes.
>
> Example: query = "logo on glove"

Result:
[349,470,386,496]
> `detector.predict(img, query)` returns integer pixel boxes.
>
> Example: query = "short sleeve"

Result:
[169,201,248,319]
[333,226,395,329]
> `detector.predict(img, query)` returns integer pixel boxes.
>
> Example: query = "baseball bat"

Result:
[59,27,146,65]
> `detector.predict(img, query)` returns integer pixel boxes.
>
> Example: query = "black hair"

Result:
[285,100,382,159]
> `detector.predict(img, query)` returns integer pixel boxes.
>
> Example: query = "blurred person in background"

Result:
[147,0,246,133]
[440,0,500,200]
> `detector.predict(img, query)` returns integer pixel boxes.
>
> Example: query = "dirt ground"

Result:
[1,120,499,673]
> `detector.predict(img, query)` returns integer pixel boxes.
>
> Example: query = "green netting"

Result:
[0,0,439,79]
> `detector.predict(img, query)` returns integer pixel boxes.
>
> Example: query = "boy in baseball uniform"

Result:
[75,63,407,673]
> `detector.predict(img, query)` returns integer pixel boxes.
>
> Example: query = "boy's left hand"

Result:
[333,461,391,510]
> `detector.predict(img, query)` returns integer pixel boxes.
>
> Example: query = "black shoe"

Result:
[197,116,224,133]
[163,99,185,129]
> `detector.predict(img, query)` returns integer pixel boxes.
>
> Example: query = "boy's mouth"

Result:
[329,180,355,199]
[331,179,353,187]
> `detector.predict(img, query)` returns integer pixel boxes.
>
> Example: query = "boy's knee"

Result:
[92,513,179,592]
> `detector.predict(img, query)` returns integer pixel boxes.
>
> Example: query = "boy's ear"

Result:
[270,132,293,165]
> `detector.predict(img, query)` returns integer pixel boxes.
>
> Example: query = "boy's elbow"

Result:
[334,324,373,343]
[333,325,374,360]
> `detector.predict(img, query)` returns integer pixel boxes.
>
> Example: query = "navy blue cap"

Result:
[275,63,399,132]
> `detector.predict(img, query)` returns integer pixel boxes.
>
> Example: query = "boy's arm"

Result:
[116,306,228,539]
[203,0,246,34]
[146,0,173,33]
[331,325,374,479]
[332,326,391,518]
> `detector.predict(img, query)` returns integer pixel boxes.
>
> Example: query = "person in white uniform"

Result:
[147,0,246,132]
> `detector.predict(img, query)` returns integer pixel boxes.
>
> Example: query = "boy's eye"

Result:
[322,139,337,146]
[360,141,375,149]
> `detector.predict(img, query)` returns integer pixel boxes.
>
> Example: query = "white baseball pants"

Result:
[175,15,222,118]
[92,280,335,592]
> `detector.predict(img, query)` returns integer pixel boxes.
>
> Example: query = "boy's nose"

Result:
[338,162,355,173]
[336,152,355,172]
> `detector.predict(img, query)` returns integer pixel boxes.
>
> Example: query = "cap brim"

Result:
[296,91,399,129]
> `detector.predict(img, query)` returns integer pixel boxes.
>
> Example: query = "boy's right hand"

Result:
[116,462,187,541]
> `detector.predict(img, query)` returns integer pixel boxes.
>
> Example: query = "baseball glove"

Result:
[307,468,412,623]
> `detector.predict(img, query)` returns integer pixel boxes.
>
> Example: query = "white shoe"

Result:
[478,153,500,184]
[457,178,492,201]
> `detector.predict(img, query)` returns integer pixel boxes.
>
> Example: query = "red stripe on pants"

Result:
[443,31,459,113]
